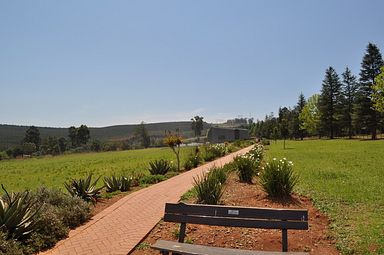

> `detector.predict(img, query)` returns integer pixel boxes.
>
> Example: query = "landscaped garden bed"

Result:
[132,170,338,254]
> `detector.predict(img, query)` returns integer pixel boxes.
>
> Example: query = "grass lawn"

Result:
[267,139,384,254]
[0,146,195,192]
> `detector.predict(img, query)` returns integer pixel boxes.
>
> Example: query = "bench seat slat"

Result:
[165,203,308,221]
[164,214,308,230]
[152,240,309,255]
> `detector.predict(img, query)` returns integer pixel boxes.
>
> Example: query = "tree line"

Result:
[251,42,384,141]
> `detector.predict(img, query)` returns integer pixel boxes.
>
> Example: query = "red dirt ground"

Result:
[130,173,339,255]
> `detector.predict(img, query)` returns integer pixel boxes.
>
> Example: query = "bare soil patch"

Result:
[131,173,339,255]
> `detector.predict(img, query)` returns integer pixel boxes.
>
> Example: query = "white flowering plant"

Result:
[259,158,297,197]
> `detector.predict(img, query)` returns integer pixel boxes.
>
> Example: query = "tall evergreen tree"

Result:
[292,93,306,140]
[355,43,384,139]
[318,67,343,139]
[341,67,358,139]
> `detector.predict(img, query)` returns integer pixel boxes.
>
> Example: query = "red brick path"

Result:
[40,145,253,255]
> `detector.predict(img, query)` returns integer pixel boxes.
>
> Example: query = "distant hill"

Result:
[0,122,211,150]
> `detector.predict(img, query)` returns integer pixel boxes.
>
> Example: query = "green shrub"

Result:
[148,159,171,175]
[259,158,298,197]
[31,187,91,229]
[234,155,258,183]
[0,152,9,161]
[120,177,132,192]
[202,144,226,161]
[208,167,228,185]
[0,185,40,240]
[64,174,103,203]
[23,206,68,252]
[184,151,201,170]
[248,144,264,161]
[193,167,227,205]
[139,175,166,185]
[0,232,23,255]
[104,175,122,193]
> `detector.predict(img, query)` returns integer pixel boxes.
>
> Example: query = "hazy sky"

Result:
[1,0,384,127]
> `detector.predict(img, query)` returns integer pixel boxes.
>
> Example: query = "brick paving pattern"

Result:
[40,145,253,255]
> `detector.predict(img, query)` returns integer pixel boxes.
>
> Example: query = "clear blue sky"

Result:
[1,0,383,127]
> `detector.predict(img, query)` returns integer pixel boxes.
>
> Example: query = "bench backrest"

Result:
[163,202,308,252]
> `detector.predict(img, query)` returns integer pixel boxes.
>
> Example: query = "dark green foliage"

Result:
[234,155,257,183]
[0,232,23,255]
[120,177,132,192]
[191,116,204,137]
[193,167,227,205]
[139,175,166,185]
[104,175,131,192]
[355,43,384,140]
[318,67,343,139]
[0,187,91,254]
[292,93,306,140]
[104,175,122,193]
[68,125,90,147]
[90,140,102,152]
[148,159,171,175]
[201,144,226,162]
[207,167,228,185]
[0,185,40,239]
[64,174,103,203]
[341,67,358,139]
[23,126,41,150]
[184,147,201,170]
[259,158,298,197]
[40,136,62,155]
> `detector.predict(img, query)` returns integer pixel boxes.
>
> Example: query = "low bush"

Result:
[31,187,91,229]
[234,154,257,183]
[64,174,103,203]
[0,232,23,255]
[139,174,166,185]
[202,144,226,162]
[259,158,297,197]
[208,167,228,185]
[120,177,132,192]
[148,159,171,175]
[184,147,201,170]
[193,167,227,205]
[23,206,68,252]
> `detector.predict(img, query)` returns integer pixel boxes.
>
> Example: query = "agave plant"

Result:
[104,175,122,193]
[148,159,171,175]
[64,174,103,203]
[120,177,132,192]
[0,185,40,239]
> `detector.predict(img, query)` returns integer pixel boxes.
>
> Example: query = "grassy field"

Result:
[0,146,195,192]
[267,139,384,254]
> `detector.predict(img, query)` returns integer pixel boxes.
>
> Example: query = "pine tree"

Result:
[341,67,358,139]
[355,43,384,139]
[318,67,343,139]
[292,93,306,140]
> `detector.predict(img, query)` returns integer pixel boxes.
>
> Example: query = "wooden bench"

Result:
[151,203,309,255]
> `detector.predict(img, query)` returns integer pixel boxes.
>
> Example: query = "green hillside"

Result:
[0,122,211,150]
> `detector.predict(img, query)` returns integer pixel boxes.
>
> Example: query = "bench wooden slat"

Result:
[152,240,309,255]
[164,214,308,230]
[165,203,308,221]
